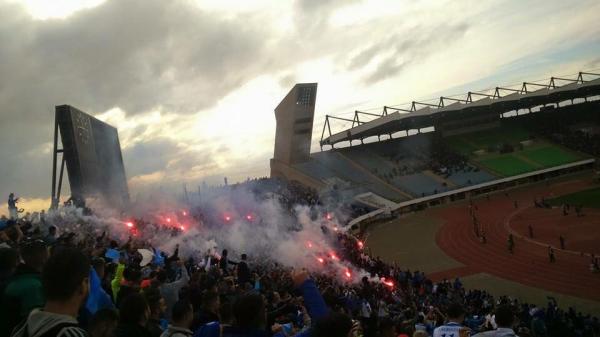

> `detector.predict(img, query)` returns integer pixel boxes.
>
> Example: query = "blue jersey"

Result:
[433,322,470,337]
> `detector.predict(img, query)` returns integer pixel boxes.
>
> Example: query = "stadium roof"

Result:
[320,72,600,147]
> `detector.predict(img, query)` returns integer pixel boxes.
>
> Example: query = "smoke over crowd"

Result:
[37,179,372,284]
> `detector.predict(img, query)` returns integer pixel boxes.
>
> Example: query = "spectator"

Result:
[44,226,57,246]
[473,305,517,336]
[0,239,48,335]
[116,267,142,307]
[114,293,152,337]
[144,287,167,337]
[379,317,397,337]
[110,259,126,303]
[312,312,353,337]
[157,259,189,320]
[10,247,89,337]
[160,300,194,337]
[530,309,547,337]
[88,308,119,337]
[0,247,19,292]
[433,302,469,337]
[222,292,268,337]
[194,291,220,328]
[236,254,251,286]
[8,193,19,220]
[194,299,231,337]
[219,250,237,275]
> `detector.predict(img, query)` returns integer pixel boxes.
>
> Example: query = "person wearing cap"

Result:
[472,305,519,336]
[0,239,49,335]
[433,302,470,337]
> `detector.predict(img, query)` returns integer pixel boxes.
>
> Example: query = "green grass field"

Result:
[547,187,600,208]
[448,124,585,177]
[476,145,584,176]
[478,155,537,176]
[520,146,581,167]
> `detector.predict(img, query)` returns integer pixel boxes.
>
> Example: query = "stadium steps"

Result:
[392,173,449,197]
[423,170,457,188]
[446,169,495,187]
[311,151,408,202]
[464,161,500,178]
[335,151,413,200]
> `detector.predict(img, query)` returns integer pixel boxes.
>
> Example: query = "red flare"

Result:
[166,217,171,223]
[345,269,351,279]
[225,215,231,222]
[182,211,187,216]
[381,277,394,288]
[307,241,313,248]
[326,213,332,221]
[317,257,324,264]
[329,252,338,260]
[357,241,364,249]
[125,222,134,228]
[246,214,253,221]
[179,226,185,231]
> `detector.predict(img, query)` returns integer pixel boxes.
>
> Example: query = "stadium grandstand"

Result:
[271,71,600,205]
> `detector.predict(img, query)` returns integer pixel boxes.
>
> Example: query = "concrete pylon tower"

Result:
[270,83,317,178]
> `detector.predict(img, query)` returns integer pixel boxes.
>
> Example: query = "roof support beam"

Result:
[578,72,600,82]
[549,76,580,88]
[355,110,383,118]
[319,115,355,146]
[411,101,438,111]
[467,91,494,102]
[494,87,520,98]
[521,82,550,93]
[439,96,468,107]
[384,106,411,114]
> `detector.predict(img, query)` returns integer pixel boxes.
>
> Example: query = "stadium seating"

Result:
[296,117,589,202]
[445,168,494,187]
[303,152,409,202]
[392,173,448,197]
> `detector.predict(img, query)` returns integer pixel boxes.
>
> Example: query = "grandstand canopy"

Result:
[321,72,600,147]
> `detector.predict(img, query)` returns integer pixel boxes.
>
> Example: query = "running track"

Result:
[432,177,600,301]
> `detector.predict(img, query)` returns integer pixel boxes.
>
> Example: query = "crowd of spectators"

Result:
[1,184,599,337]
[428,135,478,179]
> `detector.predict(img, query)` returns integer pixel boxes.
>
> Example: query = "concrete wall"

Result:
[270,158,324,190]
[272,83,317,166]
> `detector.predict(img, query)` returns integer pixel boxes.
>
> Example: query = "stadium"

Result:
[268,72,600,324]
[2,5,600,333]
[2,70,600,337]
[1,64,600,337]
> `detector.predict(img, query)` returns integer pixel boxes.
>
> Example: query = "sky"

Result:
[1,0,599,214]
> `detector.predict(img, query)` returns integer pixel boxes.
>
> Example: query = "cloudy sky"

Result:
[1,0,599,213]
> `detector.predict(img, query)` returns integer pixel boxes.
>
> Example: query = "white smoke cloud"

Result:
[39,182,372,283]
